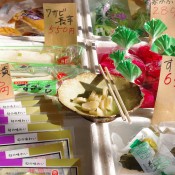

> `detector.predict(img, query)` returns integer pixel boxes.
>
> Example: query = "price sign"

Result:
[151,0,175,37]
[152,56,175,124]
[43,3,77,47]
[0,63,14,100]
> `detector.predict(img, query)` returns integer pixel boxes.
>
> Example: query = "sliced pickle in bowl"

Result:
[58,72,143,123]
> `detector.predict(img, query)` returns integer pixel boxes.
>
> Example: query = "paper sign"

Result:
[0,101,22,109]
[0,64,14,100]
[22,159,46,167]
[3,108,26,116]
[43,3,77,47]
[0,114,63,124]
[7,115,31,123]
[5,124,28,134]
[15,133,38,144]
[151,0,175,37]
[2,142,64,159]
[152,55,175,124]
[6,148,30,159]
[0,122,62,134]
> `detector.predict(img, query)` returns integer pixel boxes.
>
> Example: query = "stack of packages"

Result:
[0,1,87,174]
[0,38,86,174]
[0,94,81,175]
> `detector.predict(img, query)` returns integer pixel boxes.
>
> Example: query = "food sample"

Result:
[72,87,115,116]
[58,72,143,122]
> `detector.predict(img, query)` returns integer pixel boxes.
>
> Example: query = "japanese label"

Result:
[43,3,77,46]
[131,142,156,172]
[0,63,14,100]
[22,159,46,167]
[15,133,38,144]
[0,101,22,109]
[5,124,28,134]
[4,108,26,116]
[6,148,29,159]
[13,80,57,96]
[151,0,175,37]
[153,56,175,124]
[8,115,31,123]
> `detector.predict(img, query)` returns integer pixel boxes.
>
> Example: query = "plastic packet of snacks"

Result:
[0,0,43,36]
[119,128,175,174]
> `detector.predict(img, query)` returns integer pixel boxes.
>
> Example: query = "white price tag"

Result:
[6,148,29,159]
[22,159,46,167]
[4,108,26,116]
[8,115,31,123]
[0,101,22,109]
[5,124,28,134]
[15,133,38,144]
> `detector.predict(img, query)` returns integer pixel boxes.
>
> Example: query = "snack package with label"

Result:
[0,142,66,159]
[15,7,44,36]
[10,62,88,95]
[0,45,84,67]
[119,128,175,174]
[0,0,43,36]
[0,44,88,95]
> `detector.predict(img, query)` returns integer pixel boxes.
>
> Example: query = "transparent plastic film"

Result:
[119,127,175,174]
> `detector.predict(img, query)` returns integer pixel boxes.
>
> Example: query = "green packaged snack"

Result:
[13,80,57,96]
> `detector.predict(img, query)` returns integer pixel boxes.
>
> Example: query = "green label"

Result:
[130,139,142,149]
[13,80,57,96]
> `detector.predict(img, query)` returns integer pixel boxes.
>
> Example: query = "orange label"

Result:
[43,3,77,47]
[0,63,14,100]
[151,0,175,37]
[14,81,28,85]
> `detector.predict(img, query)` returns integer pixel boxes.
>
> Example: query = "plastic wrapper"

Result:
[90,0,150,37]
[0,0,44,36]
[91,0,131,37]
[10,63,88,95]
[0,0,82,37]
[54,45,84,66]
[0,45,88,95]
[0,166,80,175]
[0,45,84,67]
[128,0,150,37]
[15,7,44,36]
[117,127,175,174]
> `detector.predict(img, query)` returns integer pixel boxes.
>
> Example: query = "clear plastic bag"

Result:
[91,0,131,36]
[117,127,175,174]
[0,0,43,36]
[0,0,42,22]
[127,0,150,37]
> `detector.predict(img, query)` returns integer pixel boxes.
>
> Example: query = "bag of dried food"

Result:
[0,0,43,36]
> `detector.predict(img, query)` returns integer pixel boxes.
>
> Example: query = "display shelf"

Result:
[0,1,158,175]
